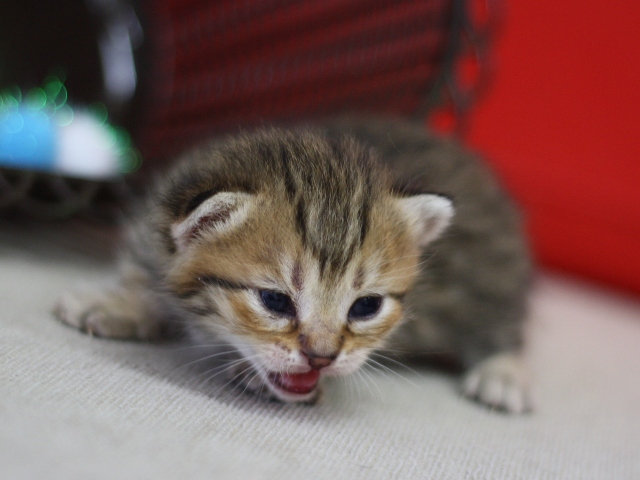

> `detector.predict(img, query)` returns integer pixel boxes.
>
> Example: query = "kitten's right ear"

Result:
[171,191,254,252]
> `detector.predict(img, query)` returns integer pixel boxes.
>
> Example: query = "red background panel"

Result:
[465,0,640,294]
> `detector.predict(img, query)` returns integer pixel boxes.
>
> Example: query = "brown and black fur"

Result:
[320,119,531,366]
[55,117,532,412]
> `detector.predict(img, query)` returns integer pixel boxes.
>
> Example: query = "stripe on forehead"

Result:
[292,261,303,291]
[276,134,379,277]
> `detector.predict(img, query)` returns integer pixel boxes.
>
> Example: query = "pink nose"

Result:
[303,351,337,370]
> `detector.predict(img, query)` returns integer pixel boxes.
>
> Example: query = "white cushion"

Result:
[1,222,639,479]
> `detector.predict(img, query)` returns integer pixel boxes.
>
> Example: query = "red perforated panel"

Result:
[137,0,452,161]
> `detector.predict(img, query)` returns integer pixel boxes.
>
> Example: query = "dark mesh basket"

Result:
[0,0,498,218]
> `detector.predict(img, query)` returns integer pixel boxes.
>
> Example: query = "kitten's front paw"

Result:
[53,290,161,341]
[462,352,532,414]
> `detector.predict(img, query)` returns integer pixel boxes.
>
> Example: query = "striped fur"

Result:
[57,117,532,411]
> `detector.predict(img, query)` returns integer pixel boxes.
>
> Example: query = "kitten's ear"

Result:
[171,191,254,252]
[394,194,454,247]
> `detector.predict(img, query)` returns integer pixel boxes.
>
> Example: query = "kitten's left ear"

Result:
[394,194,454,247]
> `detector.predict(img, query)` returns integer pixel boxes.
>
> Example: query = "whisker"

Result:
[337,375,356,404]
[167,343,236,352]
[362,361,391,381]
[255,369,269,401]
[210,362,256,397]
[354,368,377,400]
[347,372,364,402]
[369,352,421,373]
[365,356,420,389]
[229,367,261,404]
[169,349,243,374]
[226,355,272,405]
[373,346,413,356]
[192,359,246,382]
[185,352,262,377]
[359,366,385,404]
[194,356,255,384]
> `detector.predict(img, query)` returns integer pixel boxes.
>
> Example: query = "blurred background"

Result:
[464,0,640,297]
[1,0,639,295]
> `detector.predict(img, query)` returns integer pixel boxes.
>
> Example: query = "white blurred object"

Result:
[56,112,121,179]
[88,0,143,112]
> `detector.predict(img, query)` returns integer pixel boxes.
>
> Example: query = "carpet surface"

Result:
[1,220,639,479]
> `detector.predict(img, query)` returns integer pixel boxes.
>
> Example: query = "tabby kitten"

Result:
[54,118,532,413]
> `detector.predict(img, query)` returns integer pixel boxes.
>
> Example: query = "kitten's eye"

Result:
[260,290,295,316]
[348,296,382,319]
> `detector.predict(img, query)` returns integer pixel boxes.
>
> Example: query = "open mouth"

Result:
[267,369,321,395]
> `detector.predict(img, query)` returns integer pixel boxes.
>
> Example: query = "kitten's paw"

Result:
[53,290,161,341]
[462,352,532,414]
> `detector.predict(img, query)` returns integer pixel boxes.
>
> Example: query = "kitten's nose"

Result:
[302,351,337,370]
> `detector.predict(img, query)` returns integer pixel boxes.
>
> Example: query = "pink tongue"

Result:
[269,370,320,394]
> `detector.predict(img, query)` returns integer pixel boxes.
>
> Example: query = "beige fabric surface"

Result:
[1,220,639,480]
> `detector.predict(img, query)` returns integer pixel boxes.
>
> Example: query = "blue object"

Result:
[0,106,57,170]
[0,79,142,178]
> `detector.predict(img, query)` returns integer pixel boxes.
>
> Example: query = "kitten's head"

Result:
[163,129,453,402]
